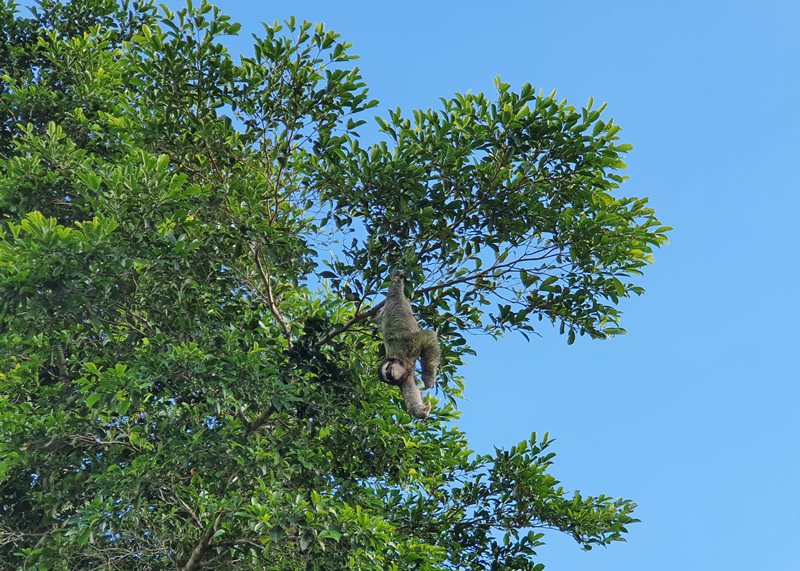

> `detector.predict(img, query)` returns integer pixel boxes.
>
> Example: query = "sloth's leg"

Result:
[399,374,431,419]
[415,330,440,390]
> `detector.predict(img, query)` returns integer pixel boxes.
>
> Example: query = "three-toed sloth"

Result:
[378,273,441,419]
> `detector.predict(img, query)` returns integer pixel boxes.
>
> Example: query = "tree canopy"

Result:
[0,1,667,569]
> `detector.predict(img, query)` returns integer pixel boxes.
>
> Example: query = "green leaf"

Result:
[319,530,341,541]
[84,393,101,408]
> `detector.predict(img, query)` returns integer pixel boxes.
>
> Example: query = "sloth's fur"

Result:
[378,274,440,419]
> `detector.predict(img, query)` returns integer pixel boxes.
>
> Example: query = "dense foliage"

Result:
[0,1,667,569]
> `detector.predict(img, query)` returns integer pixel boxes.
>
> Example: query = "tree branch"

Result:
[316,301,384,347]
[317,245,559,346]
[157,486,203,529]
[252,246,293,347]
[243,405,275,437]
[180,512,222,571]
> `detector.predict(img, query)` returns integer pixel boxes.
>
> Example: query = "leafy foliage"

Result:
[0,1,661,569]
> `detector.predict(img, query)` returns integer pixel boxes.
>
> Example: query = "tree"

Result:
[0,1,667,569]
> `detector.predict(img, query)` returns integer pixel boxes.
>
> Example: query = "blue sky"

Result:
[25,0,800,567]
[173,1,799,569]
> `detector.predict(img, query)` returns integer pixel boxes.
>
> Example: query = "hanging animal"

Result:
[378,273,441,419]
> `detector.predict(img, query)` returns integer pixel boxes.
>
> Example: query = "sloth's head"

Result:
[378,357,412,386]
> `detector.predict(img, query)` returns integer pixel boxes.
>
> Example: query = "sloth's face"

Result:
[380,358,409,385]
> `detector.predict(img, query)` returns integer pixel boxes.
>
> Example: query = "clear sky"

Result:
[172,1,799,569]
[29,0,800,568]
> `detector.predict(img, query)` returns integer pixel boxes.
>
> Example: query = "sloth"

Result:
[378,273,441,419]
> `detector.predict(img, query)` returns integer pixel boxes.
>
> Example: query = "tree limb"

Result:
[243,405,275,437]
[316,301,384,347]
[317,246,558,346]
[180,513,222,571]
[252,246,293,347]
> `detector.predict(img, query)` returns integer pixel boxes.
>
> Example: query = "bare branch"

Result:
[65,434,130,447]
[252,246,293,347]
